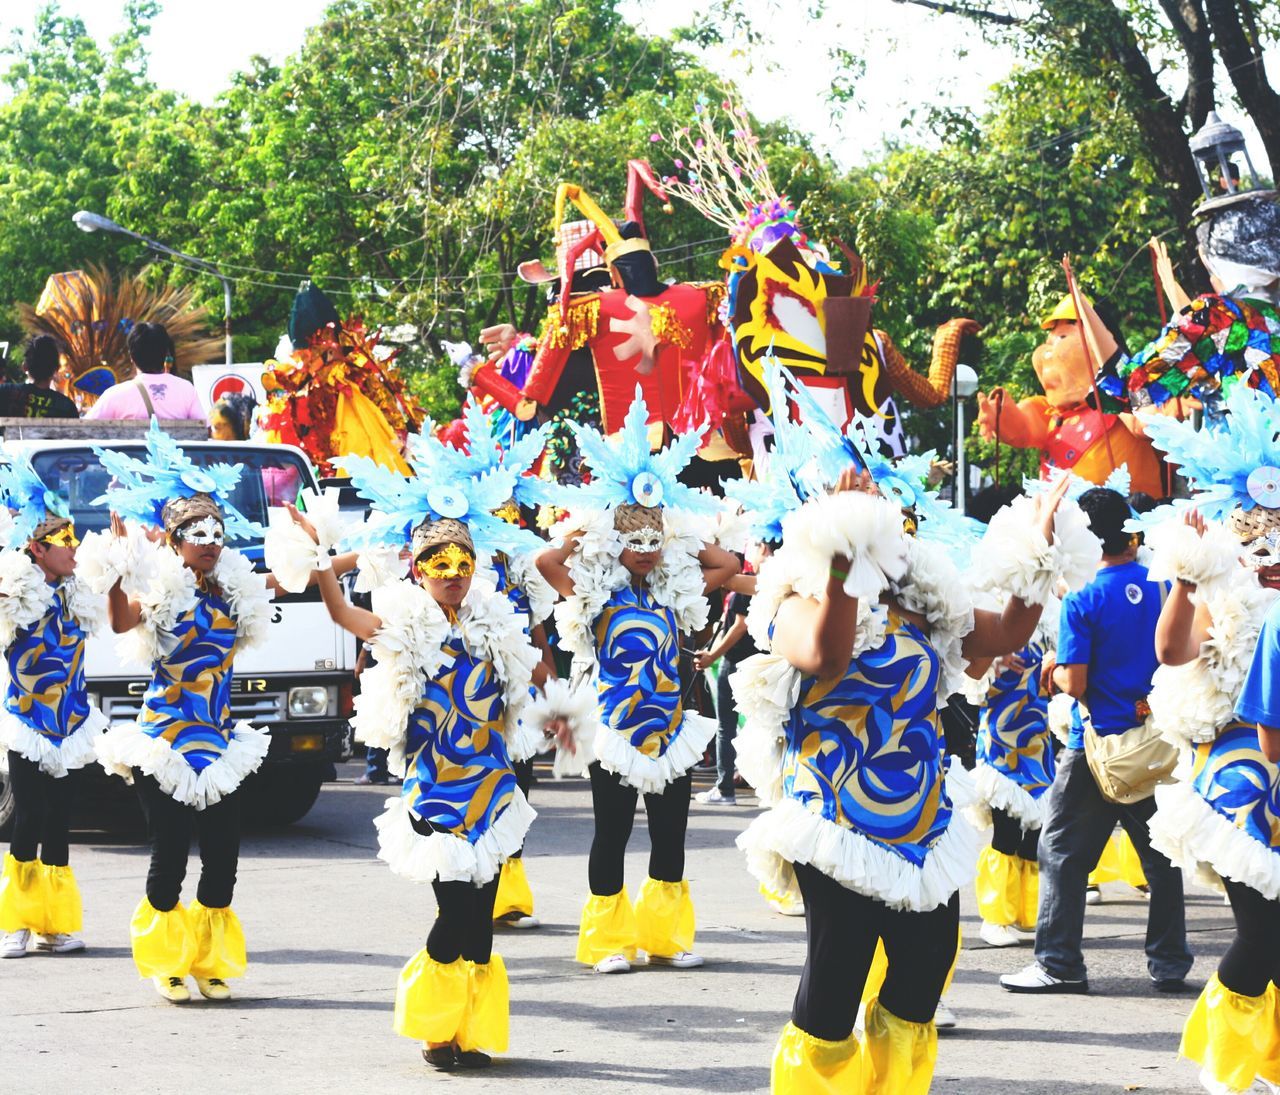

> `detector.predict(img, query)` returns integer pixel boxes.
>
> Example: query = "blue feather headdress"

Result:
[560,388,721,517]
[336,424,543,556]
[0,452,72,546]
[92,419,262,541]
[427,400,557,514]
[1136,383,1280,526]
[729,361,981,548]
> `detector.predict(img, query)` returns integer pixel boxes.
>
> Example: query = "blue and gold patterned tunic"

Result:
[137,585,238,772]
[976,642,1054,800]
[5,584,89,746]
[1187,723,1280,857]
[402,630,519,844]
[593,584,684,760]
[782,609,953,867]
[492,555,531,623]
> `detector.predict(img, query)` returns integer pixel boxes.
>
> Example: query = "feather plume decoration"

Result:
[90,419,261,540]
[430,399,557,512]
[0,452,72,546]
[1136,384,1280,524]
[560,387,721,516]
[337,425,541,556]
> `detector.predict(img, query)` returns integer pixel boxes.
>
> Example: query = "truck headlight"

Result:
[288,686,331,717]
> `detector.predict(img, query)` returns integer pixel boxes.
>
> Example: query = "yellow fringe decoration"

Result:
[863,997,938,1094]
[130,897,197,979]
[772,1021,864,1093]
[648,303,694,350]
[635,878,695,958]
[576,887,638,965]
[393,949,470,1043]
[187,901,248,980]
[541,298,601,350]
[0,855,47,934]
[1180,975,1276,1093]
[457,955,510,1055]
[493,858,535,920]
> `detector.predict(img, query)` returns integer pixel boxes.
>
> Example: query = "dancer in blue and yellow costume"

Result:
[83,421,351,1003]
[435,400,565,931]
[730,367,1098,1092]
[536,390,740,975]
[0,457,107,957]
[1138,384,1280,1094]
[276,425,584,1072]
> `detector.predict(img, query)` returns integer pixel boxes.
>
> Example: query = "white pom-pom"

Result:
[522,677,600,778]
[779,492,910,602]
[980,495,1101,605]
[1146,519,1240,592]
[353,545,405,592]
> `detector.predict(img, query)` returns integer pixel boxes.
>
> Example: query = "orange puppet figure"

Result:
[976,294,1166,497]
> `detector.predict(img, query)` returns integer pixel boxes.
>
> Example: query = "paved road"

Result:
[3,761,1234,1094]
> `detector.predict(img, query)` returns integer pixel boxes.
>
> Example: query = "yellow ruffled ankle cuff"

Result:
[41,863,83,935]
[457,955,509,1054]
[187,901,247,980]
[493,858,534,919]
[394,949,469,1042]
[635,878,694,958]
[1089,831,1147,888]
[130,897,197,980]
[1181,974,1274,1093]
[0,855,47,933]
[975,846,1021,927]
[576,887,637,965]
[863,998,938,1095]
[772,1021,864,1094]
[1019,860,1040,931]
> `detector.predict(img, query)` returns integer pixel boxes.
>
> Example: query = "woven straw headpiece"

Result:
[613,502,664,535]
[1230,505,1280,544]
[411,517,475,561]
[162,492,225,536]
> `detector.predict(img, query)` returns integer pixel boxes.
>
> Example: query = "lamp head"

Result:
[72,210,126,235]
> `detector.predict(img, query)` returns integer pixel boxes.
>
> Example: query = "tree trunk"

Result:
[1203,0,1280,177]
[1153,0,1215,129]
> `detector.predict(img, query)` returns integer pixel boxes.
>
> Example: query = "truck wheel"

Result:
[0,766,13,839]
[244,765,326,827]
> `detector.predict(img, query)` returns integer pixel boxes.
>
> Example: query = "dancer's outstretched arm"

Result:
[284,503,381,641]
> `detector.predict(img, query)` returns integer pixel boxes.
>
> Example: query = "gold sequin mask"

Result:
[415,542,476,580]
[40,524,79,549]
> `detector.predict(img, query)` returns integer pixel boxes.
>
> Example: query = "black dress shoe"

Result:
[454,1050,492,1069]
[422,1045,456,1071]
[1153,977,1190,993]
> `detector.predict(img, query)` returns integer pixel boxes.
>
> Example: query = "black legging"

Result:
[587,762,690,896]
[428,878,500,964]
[1219,878,1280,998]
[7,752,71,866]
[510,759,534,860]
[134,774,241,911]
[792,860,960,1040]
[991,807,1040,861]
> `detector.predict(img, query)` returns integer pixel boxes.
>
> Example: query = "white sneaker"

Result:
[1085,885,1102,905]
[980,921,1025,948]
[694,787,738,806]
[768,898,806,917]
[496,911,541,929]
[593,953,631,974]
[35,933,85,954]
[999,963,1089,994]
[934,1003,958,1029]
[647,950,704,969]
[1,929,30,958]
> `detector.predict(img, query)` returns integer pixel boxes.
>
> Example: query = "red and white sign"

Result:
[191,363,268,418]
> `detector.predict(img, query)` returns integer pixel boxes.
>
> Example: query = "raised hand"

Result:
[1034,473,1073,546]
[285,502,320,545]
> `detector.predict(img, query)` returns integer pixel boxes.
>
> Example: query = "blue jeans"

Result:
[1034,747,1192,982]
[714,664,738,796]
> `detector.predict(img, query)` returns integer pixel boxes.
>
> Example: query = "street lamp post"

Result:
[952,362,979,515]
[72,211,233,365]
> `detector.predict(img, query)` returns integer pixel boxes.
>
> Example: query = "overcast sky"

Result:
[1,0,1273,171]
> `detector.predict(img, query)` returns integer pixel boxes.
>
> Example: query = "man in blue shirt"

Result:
[1001,488,1192,994]
[1238,597,1280,761]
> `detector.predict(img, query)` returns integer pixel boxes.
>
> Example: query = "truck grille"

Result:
[101,692,287,724]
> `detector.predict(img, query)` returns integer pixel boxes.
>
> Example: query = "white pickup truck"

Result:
[0,420,355,831]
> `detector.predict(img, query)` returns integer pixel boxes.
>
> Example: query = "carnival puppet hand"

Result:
[480,323,518,362]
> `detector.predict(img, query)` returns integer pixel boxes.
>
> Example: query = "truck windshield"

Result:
[30,445,314,550]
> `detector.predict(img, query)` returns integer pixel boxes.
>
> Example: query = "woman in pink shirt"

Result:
[86,324,207,422]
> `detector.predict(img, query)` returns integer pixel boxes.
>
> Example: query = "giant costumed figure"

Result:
[657,98,981,452]
[261,284,425,477]
[974,290,1167,498]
